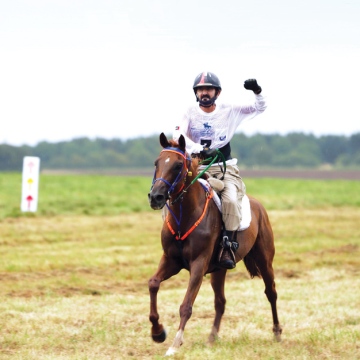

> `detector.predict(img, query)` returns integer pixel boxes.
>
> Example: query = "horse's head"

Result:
[148,133,191,210]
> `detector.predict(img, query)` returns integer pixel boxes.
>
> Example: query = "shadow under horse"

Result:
[148,133,282,356]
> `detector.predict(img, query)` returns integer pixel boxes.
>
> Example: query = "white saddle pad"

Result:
[198,178,251,231]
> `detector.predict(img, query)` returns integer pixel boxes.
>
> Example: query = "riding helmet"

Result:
[193,72,222,92]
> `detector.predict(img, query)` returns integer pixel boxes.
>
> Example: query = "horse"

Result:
[148,132,282,356]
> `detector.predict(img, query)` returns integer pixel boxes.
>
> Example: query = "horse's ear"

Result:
[178,135,186,152]
[159,132,170,148]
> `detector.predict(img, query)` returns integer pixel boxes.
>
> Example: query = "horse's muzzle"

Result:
[148,190,168,210]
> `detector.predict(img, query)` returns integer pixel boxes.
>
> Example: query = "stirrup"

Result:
[218,235,237,269]
[218,248,236,269]
[220,234,239,253]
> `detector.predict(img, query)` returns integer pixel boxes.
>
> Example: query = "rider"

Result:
[173,71,267,269]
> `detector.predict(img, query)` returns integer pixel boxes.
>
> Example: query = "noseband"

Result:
[151,147,192,200]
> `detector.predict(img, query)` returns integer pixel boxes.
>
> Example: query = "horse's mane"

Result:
[167,139,179,147]
[168,138,199,173]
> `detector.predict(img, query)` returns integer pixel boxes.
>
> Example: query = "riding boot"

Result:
[218,230,239,269]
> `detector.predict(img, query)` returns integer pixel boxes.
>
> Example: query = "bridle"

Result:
[150,147,192,203]
[151,146,212,241]
[150,145,228,241]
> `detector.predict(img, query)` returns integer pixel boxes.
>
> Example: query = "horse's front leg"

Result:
[149,254,181,343]
[165,259,205,356]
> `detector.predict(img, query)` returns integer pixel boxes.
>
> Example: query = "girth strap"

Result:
[166,190,214,241]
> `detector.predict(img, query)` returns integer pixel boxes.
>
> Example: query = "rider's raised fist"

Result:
[244,79,262,94]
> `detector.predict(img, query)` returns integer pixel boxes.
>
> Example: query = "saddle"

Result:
[198,177,251,231]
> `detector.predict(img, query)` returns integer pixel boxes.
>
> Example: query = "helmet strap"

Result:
[197,96,217,107]
[195,89,220,107]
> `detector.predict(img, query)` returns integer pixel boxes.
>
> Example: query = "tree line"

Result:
[1,132,360,171]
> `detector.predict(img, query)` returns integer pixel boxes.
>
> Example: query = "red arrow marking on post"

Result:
[26,195,33,210]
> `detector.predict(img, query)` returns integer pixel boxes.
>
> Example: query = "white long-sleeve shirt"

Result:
[173,94,267,156]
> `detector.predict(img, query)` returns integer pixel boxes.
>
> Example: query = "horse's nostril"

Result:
[148,192,165,206]
[156,195,165,202]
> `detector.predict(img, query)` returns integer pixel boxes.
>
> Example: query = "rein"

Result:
[151,146,226,242]
[171,150,227,205]
[166,185,213,241]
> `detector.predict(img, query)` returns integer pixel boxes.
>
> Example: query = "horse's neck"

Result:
[171,180,203,211]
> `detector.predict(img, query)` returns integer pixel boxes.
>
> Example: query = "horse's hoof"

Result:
[273,325,282,342]
[152,329,167,343]
[207,334,219,345]
[165,347,177,356]
[208,326,219,344]
[274,332,282,342]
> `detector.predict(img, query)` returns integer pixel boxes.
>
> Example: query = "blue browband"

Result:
[163,147,186,156]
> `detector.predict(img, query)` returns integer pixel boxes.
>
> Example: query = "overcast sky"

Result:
[1,0,359,146]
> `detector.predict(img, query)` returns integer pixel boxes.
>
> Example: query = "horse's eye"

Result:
[174,162,183,171]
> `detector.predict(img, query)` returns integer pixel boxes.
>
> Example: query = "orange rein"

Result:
[166,187,214,241]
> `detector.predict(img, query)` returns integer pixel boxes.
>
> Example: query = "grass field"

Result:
[0,173,359,359]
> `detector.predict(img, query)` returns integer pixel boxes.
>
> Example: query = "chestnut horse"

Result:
[148,133,282,356]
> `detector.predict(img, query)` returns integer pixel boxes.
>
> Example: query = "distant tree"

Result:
[349,133,360,156]
[251,143,274,166]
[0,145,26,171]
[286,132,310,146]
[319,135,348,164]
[231,133,251,164]
[1,132,360,171]
[269,135,292,155]
[126,137,160,167]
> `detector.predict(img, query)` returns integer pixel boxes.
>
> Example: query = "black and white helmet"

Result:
[193,72,222,92]
[193,72,222,107]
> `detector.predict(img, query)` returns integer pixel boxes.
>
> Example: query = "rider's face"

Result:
[196,86,218,101]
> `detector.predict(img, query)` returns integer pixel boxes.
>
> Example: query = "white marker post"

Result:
[21,156,41,212]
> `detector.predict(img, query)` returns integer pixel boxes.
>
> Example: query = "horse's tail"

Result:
[243,251,262,279]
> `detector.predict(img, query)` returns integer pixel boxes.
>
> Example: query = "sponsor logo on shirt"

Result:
[175,126,180,130]
[220,136,226,141]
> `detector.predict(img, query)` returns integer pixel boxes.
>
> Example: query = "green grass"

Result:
[0,172,359,359]
[0,173,153,219]
[1,173,360,220]
[244,177,360,209]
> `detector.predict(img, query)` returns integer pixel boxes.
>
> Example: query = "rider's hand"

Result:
[244,79,262,94]
[200,147,218,159]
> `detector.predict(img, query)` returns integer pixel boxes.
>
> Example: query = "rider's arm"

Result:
[228,92,267,133]
[237,92,267,115]
[173,114,203,155]
[239,79,267,115]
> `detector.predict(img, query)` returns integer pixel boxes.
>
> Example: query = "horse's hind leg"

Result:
[252,241,282,341]
[149,254,181,343]
[208,268,227,343]
[261,263,282,341]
